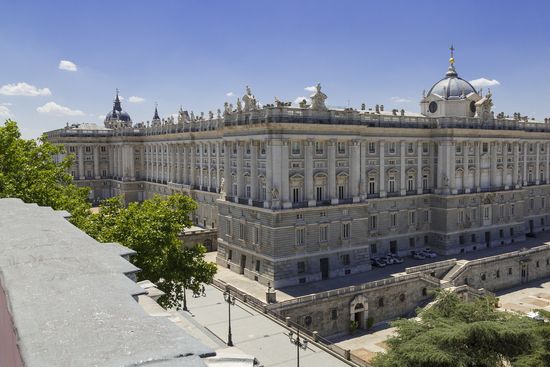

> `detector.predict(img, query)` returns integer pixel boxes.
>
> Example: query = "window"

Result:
[331,309,338,320]
[496,269,500,278]
[368,177,376,194]
[508,267,512,275]
[319,211,326,217]
[388,176,396,193]
[246,185,251,198]
[260,143,266,155]
[368,142,376,154]
[85,146,91,153]
[422,143,429,154]
[292,187,301,203]
[407,175,414,191]
[378,297,384,307]
[482,143,488,153]
[483,206,491,220]
[100,146,106,152]
[102,169,107,177]
[370,243,377,254]
[228,250,233,260]
[389,142,396,154]
[471,234,477,243]
[456,144,462,154]
[337,142,346,154]
[422,174,429,190]
[408,211,416,225]
[69,146,76,153]
[342,223,350,240]
[255,260,260,272]
[409,237,415,248]
[297,261,305,274]
[390,213,397,227]
[316,186,324,201]
[292,142,301,155]
[510,204,515,216]
[315,141,324,154]
[407,143,414,153]
[458,210,464,224]
[253,227,259,244]
[370,215,378,230]
[319,225,328,242]
[338,185,345,200]
[341,254,350,265]
[239,223,246,240]
[530,198,534,210]
[296,228,305,246]
[296,213,303,220]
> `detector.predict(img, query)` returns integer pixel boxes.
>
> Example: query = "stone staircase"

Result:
[441,259,469,286]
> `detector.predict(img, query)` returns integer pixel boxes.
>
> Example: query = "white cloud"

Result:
[0,106,12,117]
[294,96,310,105]
[58,60,77,72]
[128,96,145,103]
[1,102,12,106]
[36,102,84,116]
[390,96,412,103]
[98,114,106,120]
[226,92,234,97]
[304,86,317,92]
[0,82,51,96]
[469,78,500,89]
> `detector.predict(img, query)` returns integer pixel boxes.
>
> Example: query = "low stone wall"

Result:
[268,273,439,337]
[180,229,218,251]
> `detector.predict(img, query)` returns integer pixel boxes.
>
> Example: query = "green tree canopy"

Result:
[373,290,550,367]
[81,194,217,309]
[0,120,90,225]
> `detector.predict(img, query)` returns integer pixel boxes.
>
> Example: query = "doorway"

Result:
[529,220,534,235]
[240,255,246,274]
[390,240,397,254]
[320,258,329,280]
[521,263,529,284]
[485,231,491,248]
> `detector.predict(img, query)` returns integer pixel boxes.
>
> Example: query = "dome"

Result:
[427,65,477,100]
[104,109,132,123]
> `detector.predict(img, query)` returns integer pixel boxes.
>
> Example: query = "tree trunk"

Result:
[182,286,188,311]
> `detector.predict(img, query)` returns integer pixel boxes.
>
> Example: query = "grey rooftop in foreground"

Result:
[0,198,213,367]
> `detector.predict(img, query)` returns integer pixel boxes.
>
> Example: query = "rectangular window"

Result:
[296,228,305,246]
[370,243,377,254]
[228,250,233,260]
[319,225,328,242]
[482,143,488,153]
[341,254,350,265]
[408,211,416,225]
[331,309,338,320]
[391,213,397,227]
[368,177,376,194]
[370,215,377,230]
[253,227,259,244]
[338,185,345,199]
[255,260,260,272]
[342,223,350,240]
[316,186,324,201]
[246,185,251,198]
[337,142,346,154]
[483,206,490,220]
[389,142,396,154]
[368,142,376,154]
[226,219,232,237]
[407,143,414,153]
[422,142,429,154]
[315,141,324,154]
[85,146,91,153]
[297,261,305,274]
[292,187,301,203]
[292,142,301,155]
[239,223,246,240]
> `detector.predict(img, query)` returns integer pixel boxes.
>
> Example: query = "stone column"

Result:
[546,142,550,184]
[236,141,244,198]
[523,142,529,186]
[281,140,290,208]
[216,142,221,192]
[223,142,231,195]
[474,142,481,192]
[207,143,212,190]
[265,141,273,208]
[155,144,160,182]
[129,145,135,181]
[189,143,195,187]
[176,144,181,184]
[536,142,540,184]
[449,141,456,194]
[108,146,114,178]
[78,145,85,180]
[93,146,100,179]
[360,140,367,199]
[161,144,166,183]
[502,142,508,189]
[199,142,204,189]
[305,139,314,206]
[490,141,497,189]
[269,140,281,208]
[350,140,360,202]
[400,140,406,195]
[171,143,177,183]
[250,141,258,203]
[140,146,145,181]
[513,142,519,188]
[328,139,336,203]
[417,140,423,194]
[379,141,386,197]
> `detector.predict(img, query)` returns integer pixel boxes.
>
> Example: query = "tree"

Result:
[81,194,217,309]
[0,120,91,223]
[372,290,550,367]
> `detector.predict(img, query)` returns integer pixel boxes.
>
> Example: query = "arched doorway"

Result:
[350,294,368,329]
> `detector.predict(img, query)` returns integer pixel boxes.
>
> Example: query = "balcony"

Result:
[291,201,309,208]
[367,193,380,199]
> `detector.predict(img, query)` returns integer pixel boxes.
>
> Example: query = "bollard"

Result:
[285,316,291,326]
[312,331,319,342]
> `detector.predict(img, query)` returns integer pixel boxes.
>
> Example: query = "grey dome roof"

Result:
[105,110,132,123]
[427,65,477,100]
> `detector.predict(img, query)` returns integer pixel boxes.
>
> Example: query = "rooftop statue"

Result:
[242,85,257,111]
[310,83,327,111]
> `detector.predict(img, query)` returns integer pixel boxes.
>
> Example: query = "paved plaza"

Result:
[497,277,550,314]
[177,284,352,367]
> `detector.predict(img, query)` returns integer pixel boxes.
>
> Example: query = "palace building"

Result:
[47,50,550,287]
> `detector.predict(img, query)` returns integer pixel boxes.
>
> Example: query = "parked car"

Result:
[387,253,404,264]
[371,257,387,267]
[411,250,426,260]
[421,248,438,258]
[381,255,396,265]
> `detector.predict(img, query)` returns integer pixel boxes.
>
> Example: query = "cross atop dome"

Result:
[449,45,455,65]
[445,45,458,78]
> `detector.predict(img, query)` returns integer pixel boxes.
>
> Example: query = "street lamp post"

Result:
[223,288,236,347]
[288,328,308,367]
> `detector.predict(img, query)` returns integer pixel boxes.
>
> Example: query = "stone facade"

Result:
[47,53,550,288]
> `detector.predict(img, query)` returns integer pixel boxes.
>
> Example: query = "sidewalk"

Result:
[179,284,353,367]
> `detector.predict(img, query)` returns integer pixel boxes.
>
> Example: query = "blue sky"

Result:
[1,0,550,138]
